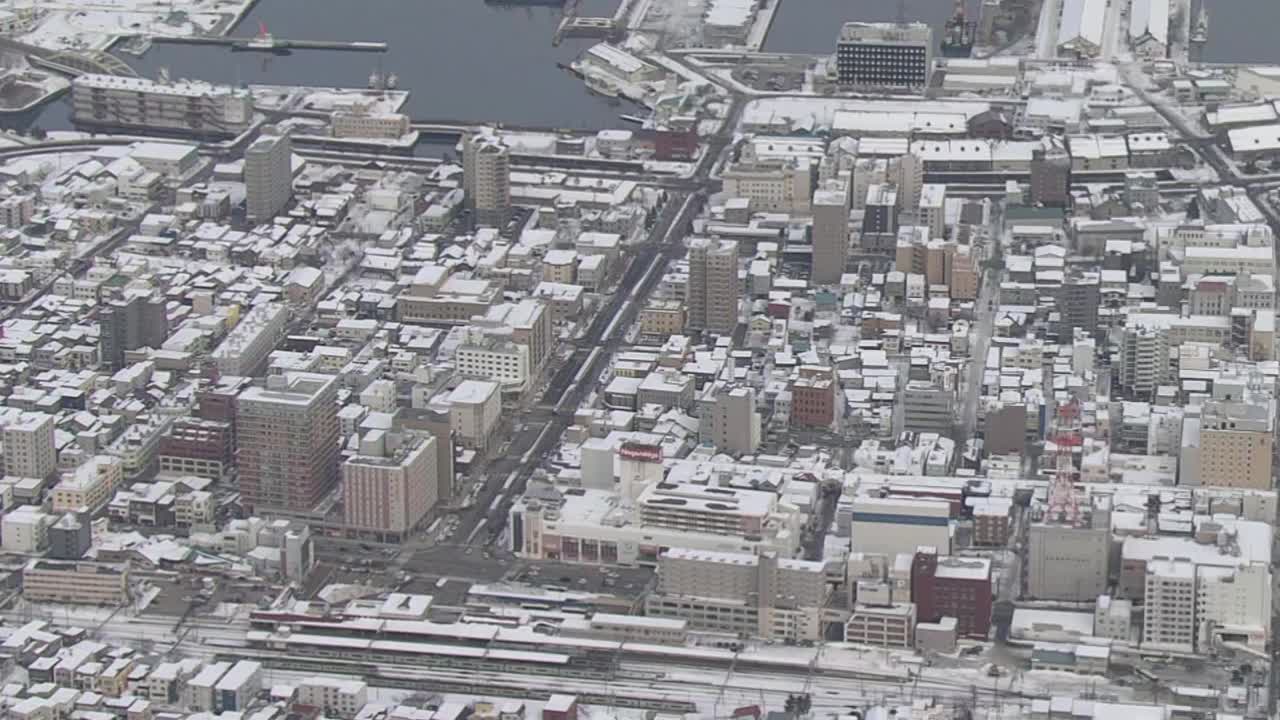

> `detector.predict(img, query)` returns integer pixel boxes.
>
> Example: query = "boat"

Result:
[120,35,152,57]
[1190,4,1208,44]
[584,74,619,99]
[940,0,976,58]
[368,70,398,91]
[619,114,645,125]
[232,21,291,55]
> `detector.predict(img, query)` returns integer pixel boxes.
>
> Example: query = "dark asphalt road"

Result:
[444,98,744,551]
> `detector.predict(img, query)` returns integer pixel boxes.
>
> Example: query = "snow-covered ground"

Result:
[250,86,411,115]
[21,1,243,53]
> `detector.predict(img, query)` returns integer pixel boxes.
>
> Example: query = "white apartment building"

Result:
[296,678,368,719]
[71,74,253,136]
[1197,563,1271,650]
[698,384,762,455]
[1093,595,1132,642]
[918,183,946,240]
[211,303,289,376]
[1119,323,1170,397]
[51,455,123,514]
[1142,559,1196,653]
[185,662,230,711]
[845,603,916,648]
[2,506,49,553]
[2,411,55,480]
[446,380,501,451]
[455,333,531,392]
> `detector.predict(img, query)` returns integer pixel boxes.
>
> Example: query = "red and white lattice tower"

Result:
[1046,398,1083,525]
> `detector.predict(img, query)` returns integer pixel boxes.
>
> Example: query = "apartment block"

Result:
[685,237,740,335]
[236,373,340,513]
[72,74,253,136]
[99,293,169,370]
[245,127,293,223]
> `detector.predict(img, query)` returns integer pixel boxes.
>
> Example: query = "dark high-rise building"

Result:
[1030,146,1072,207]
[236,373,339,513]
[1056,271,1101,341]
[245,126,293,223]
[911,547,993,639]
[686,237,741,335]
[836,22,933,90]
[158,418,235,481]
[861,184,899,236]
[47,513,91,561]
[99,293,169,370]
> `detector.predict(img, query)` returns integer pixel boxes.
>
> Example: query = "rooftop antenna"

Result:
[897,0,907,26]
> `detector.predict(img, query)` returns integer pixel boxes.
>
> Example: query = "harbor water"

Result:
[5,0,1270,135]
[1197,0,1280,64]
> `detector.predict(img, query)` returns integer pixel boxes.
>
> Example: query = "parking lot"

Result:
[505,559,655,598]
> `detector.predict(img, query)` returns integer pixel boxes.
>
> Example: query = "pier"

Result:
[154,35,387,53]
[555,16,618,43]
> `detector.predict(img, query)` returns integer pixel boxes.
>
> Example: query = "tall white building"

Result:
[686,237,741,335]
[446,380,501,451]
[464,133,512,227]
[1119,324,1170,397]
[2,412,55,480]
[245,127,293,222]
[1142,559,1196,652]
[1196,563,1271,650]
[698,384,762,455]
[893,152,925,212]
[918,183,947,239]
[454,326,531,392]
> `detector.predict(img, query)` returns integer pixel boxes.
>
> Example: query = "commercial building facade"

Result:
[343,432,439,536]
[645,549,830,642]
[22,560,129,605]
[836,23,933,90]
